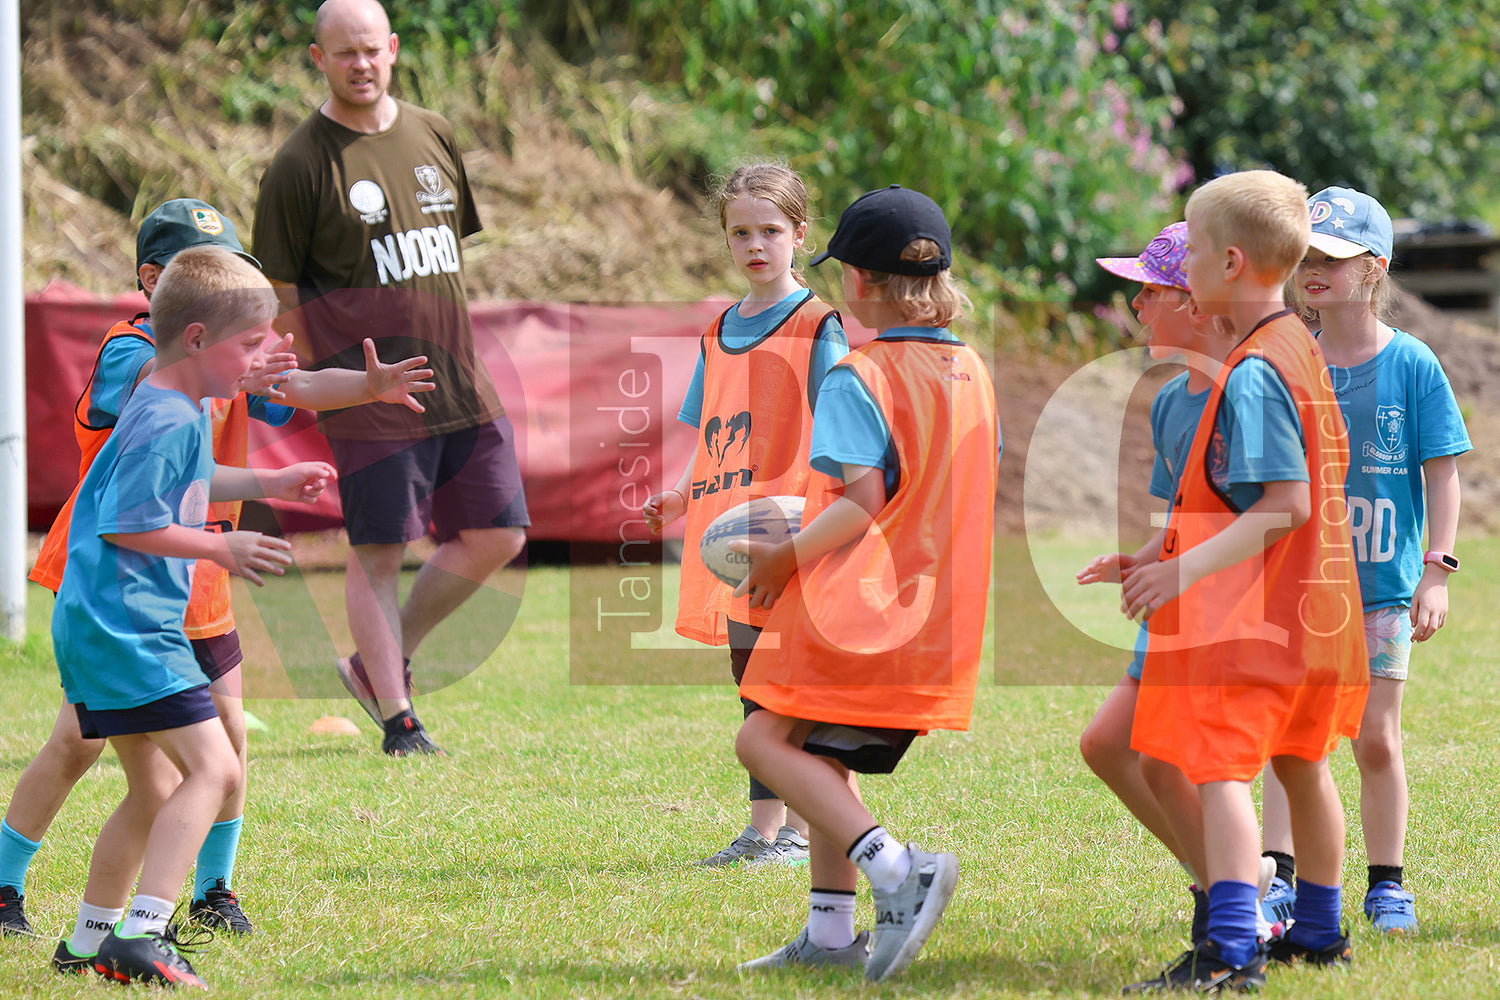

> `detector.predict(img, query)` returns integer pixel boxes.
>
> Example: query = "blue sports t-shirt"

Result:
[88,321,295,429]
[52,381,216,711]
[677,289,848,426]
[810,327,1003,494]
[87,331,156,427]
[1131,371,1210,680]
[1149,371,1211,502]
[1206,355,1307,512]
[1324,328,1471,609]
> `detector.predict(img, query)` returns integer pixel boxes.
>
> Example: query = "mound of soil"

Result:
[19,8,1499,538]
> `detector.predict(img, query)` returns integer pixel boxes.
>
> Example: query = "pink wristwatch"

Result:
[1423,551,1460,573]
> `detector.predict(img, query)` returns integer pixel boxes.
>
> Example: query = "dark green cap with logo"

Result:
[136,199,260,285]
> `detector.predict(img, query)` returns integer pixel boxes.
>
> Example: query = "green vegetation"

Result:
[19,0,1500,347]
[1,539,1498,997]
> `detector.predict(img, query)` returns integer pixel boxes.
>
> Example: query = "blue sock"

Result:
[194,817,243,899]
[1205,880,1259,968]
[1286,878,1342,950]
[0,819,41,893]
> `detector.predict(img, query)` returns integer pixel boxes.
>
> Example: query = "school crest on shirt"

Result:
[414,164,456,214]
[1363,404,1406,465]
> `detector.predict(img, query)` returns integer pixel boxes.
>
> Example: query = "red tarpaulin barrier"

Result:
[25,282,874,542]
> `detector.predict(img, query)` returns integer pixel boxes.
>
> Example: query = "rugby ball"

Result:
[698,495,805,588]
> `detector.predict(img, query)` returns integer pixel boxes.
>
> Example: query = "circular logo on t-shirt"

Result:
[349,180,387,215]
[179,480,209,528]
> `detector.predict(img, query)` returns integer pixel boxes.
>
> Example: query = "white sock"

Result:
[847,826,911,893]
[116,893,175,938]
[68,902,123,954]
[807,889,857,949]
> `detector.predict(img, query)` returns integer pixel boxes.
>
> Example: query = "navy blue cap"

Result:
[810,185,952,275]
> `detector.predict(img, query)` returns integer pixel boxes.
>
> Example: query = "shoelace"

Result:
[162,908,216,957]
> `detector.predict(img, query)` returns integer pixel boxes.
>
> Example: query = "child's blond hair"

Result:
[1290,255,1399,326]
[858,240,972,328]
[150,245,276,350]
[1186,170,1310,285]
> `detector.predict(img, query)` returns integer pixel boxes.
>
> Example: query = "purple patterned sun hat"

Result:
[1095,221,1190,292]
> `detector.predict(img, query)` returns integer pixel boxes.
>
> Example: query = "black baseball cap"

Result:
[136,199,260,283]
[809,185,952,275]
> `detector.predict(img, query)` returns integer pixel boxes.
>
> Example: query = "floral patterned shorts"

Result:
[1366,605,1413,681]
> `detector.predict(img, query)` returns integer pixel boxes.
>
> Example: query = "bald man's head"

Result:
[314,0,391,49]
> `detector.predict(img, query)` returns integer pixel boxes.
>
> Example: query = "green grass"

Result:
[2,536,1499,997]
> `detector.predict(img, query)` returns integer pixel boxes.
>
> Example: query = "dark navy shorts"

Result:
[74,684,219,740]
[328,416,530,546]
[741,700,920,775]
[191,630,244,683]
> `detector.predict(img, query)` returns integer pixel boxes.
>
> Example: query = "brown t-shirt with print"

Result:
[253,100,504,441]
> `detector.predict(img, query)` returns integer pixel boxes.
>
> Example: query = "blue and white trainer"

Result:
[1364,881,1417,933]
[1261,876,1296,927]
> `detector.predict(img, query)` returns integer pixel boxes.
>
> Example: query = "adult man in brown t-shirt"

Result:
[253,0,528,756]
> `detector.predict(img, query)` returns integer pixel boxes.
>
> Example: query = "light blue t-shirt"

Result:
[86,329,155,428]
[810,327,1003,494]
[1323,328,1471,609]
[88,321,295,430]
[1131,371,1211,679]
[53,382,217,711]
[676,289,848,427]
[1206,355,1308,512]
[1148,371,1212,502]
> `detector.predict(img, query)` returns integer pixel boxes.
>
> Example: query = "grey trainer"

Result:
[697,825,774,866]
[738,928,870,971]
[748,825,811,867]
[864,845,959,981]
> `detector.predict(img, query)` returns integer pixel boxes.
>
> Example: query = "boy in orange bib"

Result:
[1122,171,1368,993]
[730,186,998,982]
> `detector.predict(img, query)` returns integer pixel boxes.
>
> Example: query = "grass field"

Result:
[1,535,1498,998]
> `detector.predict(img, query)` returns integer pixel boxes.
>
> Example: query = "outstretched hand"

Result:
[265,461,337,505]
[1077,551,1135,586]
[239,333,299,399]
[363,338,435,413]
[220,530,293,587]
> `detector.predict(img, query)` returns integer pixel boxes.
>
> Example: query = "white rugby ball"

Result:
[698,495,805,588]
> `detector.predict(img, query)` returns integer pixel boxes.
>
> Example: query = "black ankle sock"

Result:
[1369,864,1404,892]
[1189,885,1209,945]
[1265,850,1296,886]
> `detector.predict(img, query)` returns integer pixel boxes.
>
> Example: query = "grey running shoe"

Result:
[738,927,870,971]
[748,826,811,867]
[697,825,774,866]
[335,655,382,727]
[864,845,959,981]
